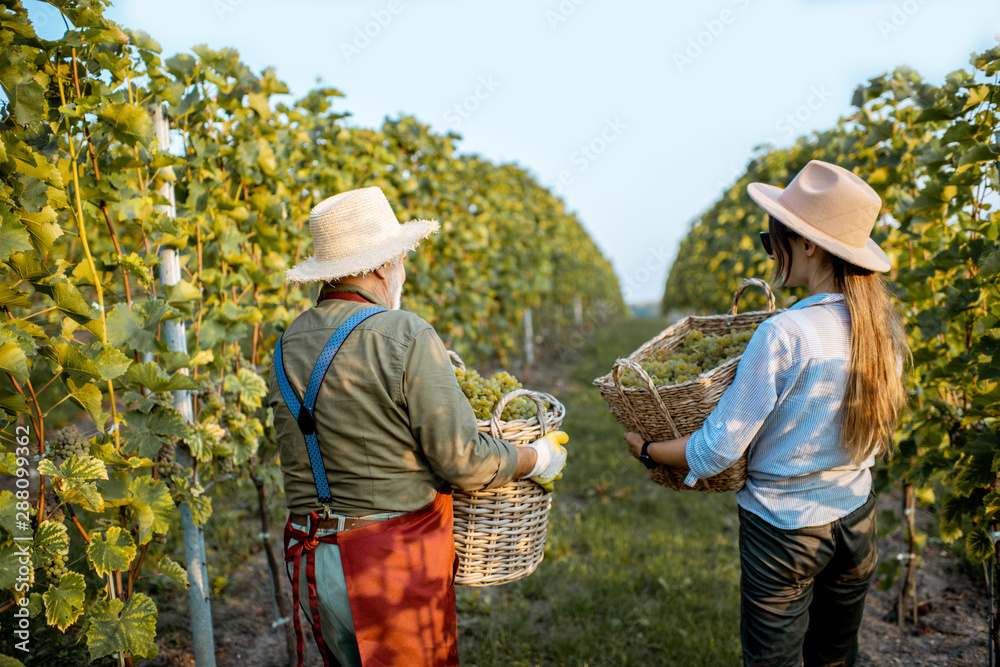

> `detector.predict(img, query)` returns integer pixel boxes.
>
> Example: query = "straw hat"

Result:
[286,187,439,283]
[747,160,890,272]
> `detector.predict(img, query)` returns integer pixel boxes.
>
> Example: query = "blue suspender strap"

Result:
[273,306,386,505]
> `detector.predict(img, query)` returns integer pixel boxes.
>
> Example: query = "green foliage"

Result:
[84,591,158,661]
[157,556,189,589]
[662,55,1000,563]
[0,0,624,660]
[86,527,137,577]
[42,571,86,632]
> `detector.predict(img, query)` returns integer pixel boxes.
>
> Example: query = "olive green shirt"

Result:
[268,284,519,517]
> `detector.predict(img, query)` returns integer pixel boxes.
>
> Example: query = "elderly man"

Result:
[269,186,567,667]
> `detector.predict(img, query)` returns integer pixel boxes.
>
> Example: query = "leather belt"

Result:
[289,512,382,531]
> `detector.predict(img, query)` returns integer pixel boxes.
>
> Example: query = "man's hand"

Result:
[527,431,568,491]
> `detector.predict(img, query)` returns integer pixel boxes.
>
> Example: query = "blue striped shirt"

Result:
[684,293,873,529]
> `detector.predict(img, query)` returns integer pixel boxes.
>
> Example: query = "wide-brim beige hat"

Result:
[747,160,891,272]
[286,186,439,283]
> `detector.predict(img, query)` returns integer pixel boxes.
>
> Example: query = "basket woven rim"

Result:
[474,399,566,434]
[592,307,784,390]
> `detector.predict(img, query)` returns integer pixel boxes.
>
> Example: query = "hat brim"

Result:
[285,219,440,284]
[747,183,891,273]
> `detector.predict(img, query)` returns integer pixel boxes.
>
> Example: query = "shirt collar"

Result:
[318,283,389,309]
[788,292,845,310]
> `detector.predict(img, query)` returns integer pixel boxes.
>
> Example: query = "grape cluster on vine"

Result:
[44,426,89,462]
[45,553,68,580]
[216,456,234,475]
[197,376,225,412]
[621,326,758,388]
[155,440,186,486]
[454,368,546,421]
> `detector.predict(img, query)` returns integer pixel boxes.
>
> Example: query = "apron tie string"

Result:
[285,511,341,667]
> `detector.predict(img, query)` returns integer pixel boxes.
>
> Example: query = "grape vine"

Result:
[0,0,624,662]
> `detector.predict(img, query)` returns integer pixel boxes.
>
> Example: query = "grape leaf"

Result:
[43,571,86,631]
[66,377,105,433]
[0,341,29,384]
[127,362,199,393]
[97,102,154,147]
[127,476,174,544]
[966,527,996,562]
[105,303,164,355]
[37,454,107,484]
[121,407,189,459]
[0,206,33,262]
[223,368,267,409]
[11,81,45,125]
[84,592,158,660]
[0,491,22,537]
[32,520,69,569]
[158,556,189,589]
[0,542,30,589]
[86,526,137,577]
[97,471,133,507]
[59,482,105,513]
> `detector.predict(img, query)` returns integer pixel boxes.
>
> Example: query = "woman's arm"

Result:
[624,431,690,467]
[623,319,791,485]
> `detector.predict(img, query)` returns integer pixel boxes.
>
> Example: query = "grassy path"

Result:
[458,319,742,666]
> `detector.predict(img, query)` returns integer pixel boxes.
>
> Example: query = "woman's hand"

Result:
[624,431,646,460]
[623,431,692,468]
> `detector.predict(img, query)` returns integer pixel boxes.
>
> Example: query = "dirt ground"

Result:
[142,488,992,667]
[857,490,990,666]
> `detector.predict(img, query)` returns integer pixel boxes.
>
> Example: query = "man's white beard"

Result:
[387,263,404,310]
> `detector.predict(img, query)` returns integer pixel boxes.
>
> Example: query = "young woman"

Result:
[625,160,909,666]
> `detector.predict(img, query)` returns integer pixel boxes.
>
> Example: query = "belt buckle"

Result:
[320,505,336,522]
[319,505,346,531]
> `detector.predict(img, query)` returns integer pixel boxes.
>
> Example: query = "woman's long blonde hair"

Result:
[768,215,909,462]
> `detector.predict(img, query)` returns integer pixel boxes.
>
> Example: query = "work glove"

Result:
[526,431,569,492]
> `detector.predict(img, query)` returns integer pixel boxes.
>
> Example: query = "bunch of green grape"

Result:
[155,440,186,485]
[621,326,758,388]
[216,456,234,475]
[454,367,546,421]
[44,426,89,462]
[45,553,68,580]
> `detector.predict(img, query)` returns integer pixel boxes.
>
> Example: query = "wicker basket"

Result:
[447,352,565,586]
[593,279,783,493]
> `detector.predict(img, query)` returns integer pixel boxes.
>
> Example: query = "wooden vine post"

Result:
[991,521,999,667]
[252,470,298,666]
[523,308,534,367]
[897,483,918,626]
[151,103,218,666]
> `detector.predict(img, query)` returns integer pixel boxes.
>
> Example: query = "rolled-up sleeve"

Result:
[401,328,519,490]
[684,320,791,487]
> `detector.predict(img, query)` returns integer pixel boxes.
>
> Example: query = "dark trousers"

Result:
[739,493,878,667]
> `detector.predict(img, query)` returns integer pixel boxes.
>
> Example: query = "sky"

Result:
[24,0,1000,304]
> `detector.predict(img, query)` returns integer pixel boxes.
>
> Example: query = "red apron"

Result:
[284,493,460,667]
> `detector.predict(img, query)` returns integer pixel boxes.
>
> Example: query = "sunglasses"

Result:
[759,231,772,257]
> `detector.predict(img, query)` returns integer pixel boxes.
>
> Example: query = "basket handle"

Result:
[730,278,776,316]
[489,388,555,439]
[446,349,466,370]
[611,358,681,441]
